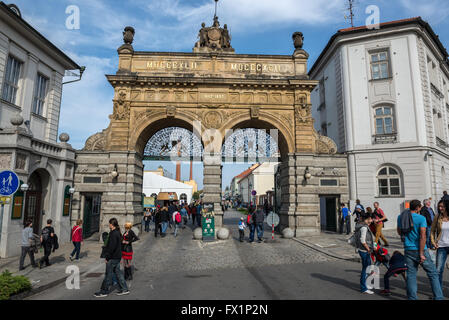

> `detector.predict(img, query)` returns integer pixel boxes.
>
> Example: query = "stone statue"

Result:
[292,32,304,50]
[199,22,208,47]
[193,17,234,53]
[222,24,231,48]
[123,26,135,45]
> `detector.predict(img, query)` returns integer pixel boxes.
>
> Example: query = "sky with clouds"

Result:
[10,0,449,190]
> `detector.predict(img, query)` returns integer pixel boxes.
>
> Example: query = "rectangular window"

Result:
[32,74,48,116]
[1,55,22,104]
[370,51,390,80]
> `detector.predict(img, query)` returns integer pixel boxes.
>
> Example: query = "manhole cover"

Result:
[85,273,103,278]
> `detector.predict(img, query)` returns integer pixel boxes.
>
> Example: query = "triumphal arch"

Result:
[72,17,349,237]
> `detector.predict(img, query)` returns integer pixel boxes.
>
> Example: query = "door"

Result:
[24,191,42,234]
[83,194,102,239]
[325,198,337,232]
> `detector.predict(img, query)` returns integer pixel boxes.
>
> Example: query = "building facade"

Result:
[0,3,81,257]
[310,18,449,230]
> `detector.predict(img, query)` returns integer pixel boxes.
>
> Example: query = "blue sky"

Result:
[12,0,449,190]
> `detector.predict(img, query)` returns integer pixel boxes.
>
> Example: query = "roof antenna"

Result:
[344,0,357,27]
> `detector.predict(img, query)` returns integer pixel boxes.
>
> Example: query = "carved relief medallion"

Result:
[166,106,176,118]
[203,111,223,129]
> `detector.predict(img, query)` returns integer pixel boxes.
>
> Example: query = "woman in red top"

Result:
[69,219,83,261]
[122,222,139,280]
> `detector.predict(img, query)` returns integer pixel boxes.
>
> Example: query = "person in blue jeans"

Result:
[398,200,443,300]
[354,213,375,294]
[430,199,449,288]
[248,211,256,243]
[254,209,265,243]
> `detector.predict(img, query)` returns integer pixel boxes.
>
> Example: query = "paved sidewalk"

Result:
[0,228,148,299]
[294,229,403,262]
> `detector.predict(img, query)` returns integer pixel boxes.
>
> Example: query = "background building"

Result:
[310,17,449,230]
[0,2,81,257]
[236,162,278,206]
[143,171,193,204]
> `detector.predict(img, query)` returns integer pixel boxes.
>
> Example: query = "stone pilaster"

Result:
[202,153,223,227]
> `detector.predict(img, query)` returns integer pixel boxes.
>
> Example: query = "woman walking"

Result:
[69,219,83,261]
[122,222,139,280]
[144,208,152,233]
[431,199,449,287]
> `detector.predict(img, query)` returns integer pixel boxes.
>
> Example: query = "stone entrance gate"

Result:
[72,19,349,237]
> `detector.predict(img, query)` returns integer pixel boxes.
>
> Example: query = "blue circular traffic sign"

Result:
[0,170,20,196]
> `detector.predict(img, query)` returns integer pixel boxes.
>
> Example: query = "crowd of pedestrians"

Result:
[142,200,205,238]
[350,193,449,300]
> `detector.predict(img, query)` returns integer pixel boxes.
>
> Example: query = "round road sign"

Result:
[266,212,280,227]
[0,170,20,197]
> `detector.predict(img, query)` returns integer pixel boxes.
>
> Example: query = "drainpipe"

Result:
[62,66,86,85]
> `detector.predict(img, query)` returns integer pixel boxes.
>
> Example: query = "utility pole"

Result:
[214,0,219,18]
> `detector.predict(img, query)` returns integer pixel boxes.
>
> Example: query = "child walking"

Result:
[238,217,246,242]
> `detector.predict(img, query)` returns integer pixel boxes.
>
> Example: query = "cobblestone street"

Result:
[23,209,448,300]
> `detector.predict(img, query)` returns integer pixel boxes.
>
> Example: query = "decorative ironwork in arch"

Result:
[222,128,280,163]
[144,127,203,161]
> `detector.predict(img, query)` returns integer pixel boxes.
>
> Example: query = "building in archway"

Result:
[143,171,193,204]
[74,16,349,237]
[0,3,81,257]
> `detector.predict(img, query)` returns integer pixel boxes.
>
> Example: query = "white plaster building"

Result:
[310,18,449,230]
[0,3,81,257]
[237,162,278,205]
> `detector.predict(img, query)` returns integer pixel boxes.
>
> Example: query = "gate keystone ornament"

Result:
[75,17,348,237]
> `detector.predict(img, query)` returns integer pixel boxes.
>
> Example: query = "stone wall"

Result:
[278,153,349,237]
[72,151,143,239]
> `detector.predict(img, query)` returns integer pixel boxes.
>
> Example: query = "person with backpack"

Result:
[397,199,443,300]
[95,218,129,297]
[173,209,182,237]
[19,220,37,270]
[238,217,246,242]
[353,212,376,294]
[373,202,389,247]
[38,219,55,269]
[122,222,139,281]
[69,219,83,261]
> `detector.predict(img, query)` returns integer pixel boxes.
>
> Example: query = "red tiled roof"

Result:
[235,164,260,180]
[338,17,421,33]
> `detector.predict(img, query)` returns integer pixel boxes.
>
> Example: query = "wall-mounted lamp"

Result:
[304,167,312,180]
[111,164,119,178]
[424,150,433,161]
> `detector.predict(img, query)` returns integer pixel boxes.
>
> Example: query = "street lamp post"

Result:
[20,183,29,221]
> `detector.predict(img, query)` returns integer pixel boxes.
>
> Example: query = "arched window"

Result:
[374,106,394,135]
[377,165,401,196]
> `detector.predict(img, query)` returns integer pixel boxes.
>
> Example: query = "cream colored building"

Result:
[0,3,82,257]
[238,162,278,205]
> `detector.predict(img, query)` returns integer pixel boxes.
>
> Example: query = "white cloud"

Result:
[399,0,449,24]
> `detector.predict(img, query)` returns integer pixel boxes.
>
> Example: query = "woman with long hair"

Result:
[122,222,139,280]
[431,199,449,287]
[69,219,83,261]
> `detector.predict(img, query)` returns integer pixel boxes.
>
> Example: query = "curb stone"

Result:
[291,237,361,263]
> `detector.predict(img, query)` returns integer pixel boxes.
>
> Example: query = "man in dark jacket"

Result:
[442,191,449,201]
[38,219,54,269]
[154,206,162,238]
[160,206,170,237]
[420,199,435,249]
[254,209,265,243]
[94,218,129,297]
